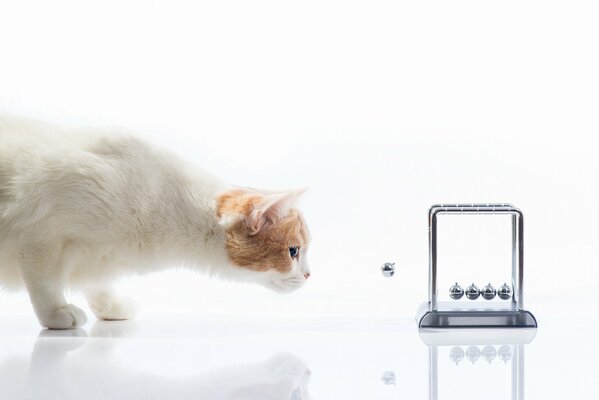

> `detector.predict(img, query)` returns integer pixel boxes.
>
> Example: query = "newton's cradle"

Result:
[380,204,537,400]
[383,203,537,329]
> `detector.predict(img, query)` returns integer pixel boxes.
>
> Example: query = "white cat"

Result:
[0,115,311,329]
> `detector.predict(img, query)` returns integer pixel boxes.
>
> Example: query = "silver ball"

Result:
[481,283,497,300]
[465,283,480,300]
[482,345,497,364]
[449,282,464,300]
[498,283,512,300]
[381,262,395,278]
[381,371,396,385]
[449,346,465,365]
[466,346,481,364]
[498,345,513,363]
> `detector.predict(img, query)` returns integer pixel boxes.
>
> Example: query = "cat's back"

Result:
[0,115,107,191]
[0,115,95,200]
[0,116,73,211]
[0,114,135,157]
[0,113,163,171]
[0,115,164,224]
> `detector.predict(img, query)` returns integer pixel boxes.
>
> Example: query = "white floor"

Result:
[0,311,596,400]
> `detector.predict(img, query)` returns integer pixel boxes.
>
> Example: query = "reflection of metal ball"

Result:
[290,388,301,400]
[381,371,396,385]
[498,283,512,300]
[466,346,481,364]
[449,283,464,300]
[465,283,480,300]
[482,283,497,300]
[381,262,395,278]
[449,346,465,365]
[498,345,513,363]
[482,345,497,364]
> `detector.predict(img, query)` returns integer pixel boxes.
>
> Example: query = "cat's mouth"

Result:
[268,276,306,293]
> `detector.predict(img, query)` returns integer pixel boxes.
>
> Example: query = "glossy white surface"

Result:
[0,313,596,400]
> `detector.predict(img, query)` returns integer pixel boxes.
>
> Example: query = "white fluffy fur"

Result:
[0,115,308,329]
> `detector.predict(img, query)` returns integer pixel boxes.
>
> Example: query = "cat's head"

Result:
[217,188,311,293]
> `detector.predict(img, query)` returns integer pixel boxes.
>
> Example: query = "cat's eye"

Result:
[289,246,299,259]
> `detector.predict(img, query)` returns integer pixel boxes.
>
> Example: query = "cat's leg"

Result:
[19,241,88,330]
[85,286,139,321]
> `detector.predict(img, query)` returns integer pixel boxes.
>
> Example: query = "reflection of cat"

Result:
[0,322,312,400]
[0,116,311,329]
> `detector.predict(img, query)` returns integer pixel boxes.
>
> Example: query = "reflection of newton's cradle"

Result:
[450,344,513,365]
[421,329,536,400]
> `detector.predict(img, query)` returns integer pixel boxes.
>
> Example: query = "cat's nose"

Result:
[304,273,311,280]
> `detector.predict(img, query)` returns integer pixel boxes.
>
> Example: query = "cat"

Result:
[0,115,311,329]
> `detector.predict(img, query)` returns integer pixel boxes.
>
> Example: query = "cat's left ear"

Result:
[246,189,306,235]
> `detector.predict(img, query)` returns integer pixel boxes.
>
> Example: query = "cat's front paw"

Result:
[41,304,88,330]
[91,296,139,321]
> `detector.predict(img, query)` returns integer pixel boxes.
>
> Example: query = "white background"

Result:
[0,0,598,321]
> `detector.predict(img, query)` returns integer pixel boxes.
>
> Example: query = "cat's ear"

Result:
[246,189,306,235]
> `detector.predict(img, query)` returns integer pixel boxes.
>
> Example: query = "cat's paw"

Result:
[41,304,88,330]
[91,296,139,321]
[90,320,140,337]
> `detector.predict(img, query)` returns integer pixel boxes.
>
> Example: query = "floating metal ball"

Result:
[498,283,512,300]
[449,346,465,365]
[381,371,396,385]
[465,283,480,300]
[449,282,464,300]
[482,345,497,364]
[481,283,497,300]
[466,346,481,364]
[498,345,513,363]
[381,262,395,278]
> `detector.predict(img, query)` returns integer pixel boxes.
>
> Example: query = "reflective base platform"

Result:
[417,302,538,329]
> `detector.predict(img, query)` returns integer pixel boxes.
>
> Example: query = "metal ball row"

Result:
[450,345,513,365]
[449,282,512,300]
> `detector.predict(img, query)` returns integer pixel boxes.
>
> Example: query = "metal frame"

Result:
[429,204,523,311]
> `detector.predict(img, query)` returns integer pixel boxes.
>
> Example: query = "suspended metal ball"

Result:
[482,345,497,364]
[481,283,497,300]
[381,371,396,385]
[465,283,480,300]
[466,346,481,364]
[449,346,465,365]
[498,283,512,300]
[381,262,395,278]
[498,345,513,363]
[449,282,464,300]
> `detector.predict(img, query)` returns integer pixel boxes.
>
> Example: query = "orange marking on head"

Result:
[217,189,310,273]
